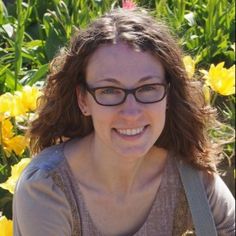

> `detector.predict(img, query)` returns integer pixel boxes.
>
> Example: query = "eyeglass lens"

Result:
[91,83,167,105]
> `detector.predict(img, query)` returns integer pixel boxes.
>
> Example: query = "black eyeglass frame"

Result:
[84,82,170,106]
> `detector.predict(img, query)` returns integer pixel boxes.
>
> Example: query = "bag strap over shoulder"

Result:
[177,160,217,236]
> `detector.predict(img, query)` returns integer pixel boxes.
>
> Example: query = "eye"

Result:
[99,87,122,95]
[138,84,159,92]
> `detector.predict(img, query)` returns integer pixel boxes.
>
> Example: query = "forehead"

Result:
[85,42,165,85]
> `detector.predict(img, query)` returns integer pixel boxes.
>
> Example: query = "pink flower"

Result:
[122,0,136,9]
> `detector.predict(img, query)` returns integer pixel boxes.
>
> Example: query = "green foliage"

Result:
[136,0,235,67]
[0,0,118,94]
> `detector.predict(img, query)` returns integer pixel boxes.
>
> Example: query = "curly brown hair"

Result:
[28,8,220,172]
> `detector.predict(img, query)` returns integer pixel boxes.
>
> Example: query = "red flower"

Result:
[122,0,136,9]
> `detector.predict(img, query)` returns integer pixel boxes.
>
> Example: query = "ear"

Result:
[76,86,91,116]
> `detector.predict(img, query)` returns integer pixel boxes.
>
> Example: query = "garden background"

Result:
[0,0,235,234]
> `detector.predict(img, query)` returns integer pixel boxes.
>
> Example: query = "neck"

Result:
[88,133,162,198]
[94,152,144,197]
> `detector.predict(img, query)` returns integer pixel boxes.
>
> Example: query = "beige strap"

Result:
[177,161,217,236]
[51,169,82,236]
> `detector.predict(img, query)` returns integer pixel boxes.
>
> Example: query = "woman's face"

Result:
[77,42,167,159]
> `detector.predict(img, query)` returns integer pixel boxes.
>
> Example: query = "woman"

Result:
[13,8,235,236]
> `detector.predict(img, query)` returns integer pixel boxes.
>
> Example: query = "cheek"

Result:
[151,102,167,127]
[152,99,167,114]
[89,105,114,129]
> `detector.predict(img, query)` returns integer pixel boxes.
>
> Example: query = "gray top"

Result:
[13,142,235,236]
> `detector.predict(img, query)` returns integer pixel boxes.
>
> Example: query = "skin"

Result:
[65,42,169,235]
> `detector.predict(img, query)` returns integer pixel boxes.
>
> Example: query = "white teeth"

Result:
[116,127,144,136]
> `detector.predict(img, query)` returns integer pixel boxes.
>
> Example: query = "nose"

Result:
[119,94,142,119]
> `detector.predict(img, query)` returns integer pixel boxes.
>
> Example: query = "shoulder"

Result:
[19,142,65,181]
[15,142,66,195]
[199,171,235,235]
[14,144,67,206]
[14,142,66,204]
[176,158,235,235]
[13,143,74,235]
[199,170,235,206]
[27,142,65,172]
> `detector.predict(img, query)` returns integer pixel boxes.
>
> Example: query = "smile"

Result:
[115,127,145,136]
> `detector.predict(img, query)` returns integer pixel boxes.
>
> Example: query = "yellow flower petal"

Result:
[21,86,42,112]
[201,62,235,95]
[0,216,13,236]
[4,135,28,156]
[1,119,28,156]
[183,56,195,78]
[0,114,4,122]
[0,158,31,194]
[0,93,14,116]
[1,119,14,140]
[202,85,211,104]
[0,92,27,117]
[13,91,28,116]
[0,87,41,118]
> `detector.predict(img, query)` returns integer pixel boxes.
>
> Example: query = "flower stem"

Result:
[211,92,218,106]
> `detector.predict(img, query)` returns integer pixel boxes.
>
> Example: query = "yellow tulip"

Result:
[21,85,42,111]
[4,135,29,156]
[1,119,14,139]
[13,92,28,116]
[0,119,12,155]
[183,55,195,78]
[0,92,27,117]
[200,62,235,96]
[0,158,31,194]
[0,216,13,236]
[0,86,41,118]
[0,93,14,117]
[0,119,28,156]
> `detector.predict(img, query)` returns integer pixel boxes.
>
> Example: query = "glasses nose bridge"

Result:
[123,88,138,103]
[122,88,140,105]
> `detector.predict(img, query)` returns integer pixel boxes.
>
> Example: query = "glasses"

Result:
[85,83,169,106]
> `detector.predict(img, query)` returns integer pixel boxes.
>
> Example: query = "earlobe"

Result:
[76,86,91,116]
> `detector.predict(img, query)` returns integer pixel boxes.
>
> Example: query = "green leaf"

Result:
[45,26,65,60]
[23,40,44,49]
[4,68,22,91]
[0,64,10,76]
[26,63,48,86]
[0,0,7,25]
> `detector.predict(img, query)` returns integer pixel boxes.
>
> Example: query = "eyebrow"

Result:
[95,76,164,85]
